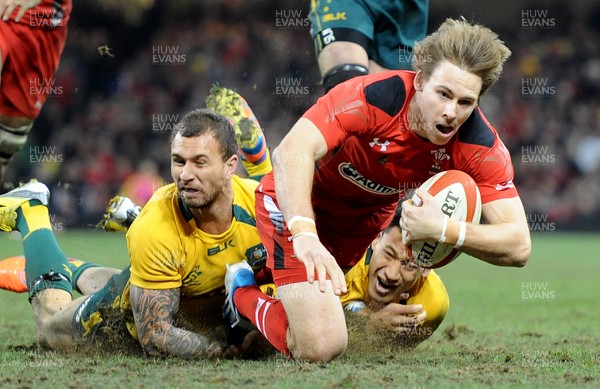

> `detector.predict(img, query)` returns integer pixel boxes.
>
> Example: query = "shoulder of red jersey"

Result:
[302,70,415,150]
[456,108,497,148]
[453,108,518,202]
[362,71,416,118]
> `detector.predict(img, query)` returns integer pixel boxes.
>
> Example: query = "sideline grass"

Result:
[1,231,599,388]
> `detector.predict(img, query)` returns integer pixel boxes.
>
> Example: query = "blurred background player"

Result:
[0,0,72,184]
[309,0,428,93]
[118,159,165,209]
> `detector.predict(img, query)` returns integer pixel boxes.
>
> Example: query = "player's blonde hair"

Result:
[412,18,511,96]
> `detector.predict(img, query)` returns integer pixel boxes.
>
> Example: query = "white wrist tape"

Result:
[287,215,315,230]
[291,231,319,241]
[439,215,449,243]
[454,221,467,248]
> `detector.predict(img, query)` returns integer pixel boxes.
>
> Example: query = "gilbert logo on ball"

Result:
[403,170,482,268]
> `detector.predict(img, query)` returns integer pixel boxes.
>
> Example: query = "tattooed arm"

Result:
[130,285,222,358]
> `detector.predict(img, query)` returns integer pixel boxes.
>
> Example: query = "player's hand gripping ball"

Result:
[403,170,482,268]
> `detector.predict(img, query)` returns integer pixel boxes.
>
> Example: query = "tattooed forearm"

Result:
[130,285,222,358]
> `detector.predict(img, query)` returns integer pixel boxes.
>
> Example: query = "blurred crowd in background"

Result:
[5,0,599,230]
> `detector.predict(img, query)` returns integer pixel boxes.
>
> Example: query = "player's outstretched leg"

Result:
[97,195,141,232]
[0,180,71,299]
[0,180,77,349]
[205,85,272,180]
[0,256,109,294]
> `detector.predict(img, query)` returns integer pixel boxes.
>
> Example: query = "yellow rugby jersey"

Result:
[341,248,450,331]
[120,176,266,333]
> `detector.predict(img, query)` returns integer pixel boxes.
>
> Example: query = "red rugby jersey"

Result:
[262,70,517,240]
[10,0,72,26]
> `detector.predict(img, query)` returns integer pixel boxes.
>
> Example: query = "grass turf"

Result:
[0,231,598,388]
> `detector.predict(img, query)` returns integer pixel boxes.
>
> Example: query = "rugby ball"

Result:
[403,170,482,268]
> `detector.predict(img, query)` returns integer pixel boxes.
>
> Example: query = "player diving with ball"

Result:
[1,198,449,349]
[0,87,449,357]
[223,17,530,363]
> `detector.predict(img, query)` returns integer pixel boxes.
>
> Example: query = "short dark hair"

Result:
[171,108,238,161]
[384,199,405,233]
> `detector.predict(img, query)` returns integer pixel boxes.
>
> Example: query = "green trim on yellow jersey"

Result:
[177,195,194,222]
[121,177,266,332]
[364,246,374,265]
[233,204,256,227]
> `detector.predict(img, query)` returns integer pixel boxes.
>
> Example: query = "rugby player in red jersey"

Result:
[224,18,531,362]
[0,0,72,182]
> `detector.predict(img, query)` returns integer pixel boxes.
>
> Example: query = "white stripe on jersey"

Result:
[263,194,284,234]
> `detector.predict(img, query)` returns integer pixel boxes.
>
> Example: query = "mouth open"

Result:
[436,124,454,135]
[180,187,200,195]
[375,275,398,297]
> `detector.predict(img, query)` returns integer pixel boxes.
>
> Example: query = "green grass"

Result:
[1,231,599,388]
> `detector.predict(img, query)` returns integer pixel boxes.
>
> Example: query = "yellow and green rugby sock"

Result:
[16,200,72,299]
[67,259,101,294]
[242,148,272,181]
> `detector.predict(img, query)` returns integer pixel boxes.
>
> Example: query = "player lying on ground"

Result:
[227,205,449,346]
[1,199,450,347]
[0,88,272,357]
[226,18,531,362]
[0,0,72,183]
